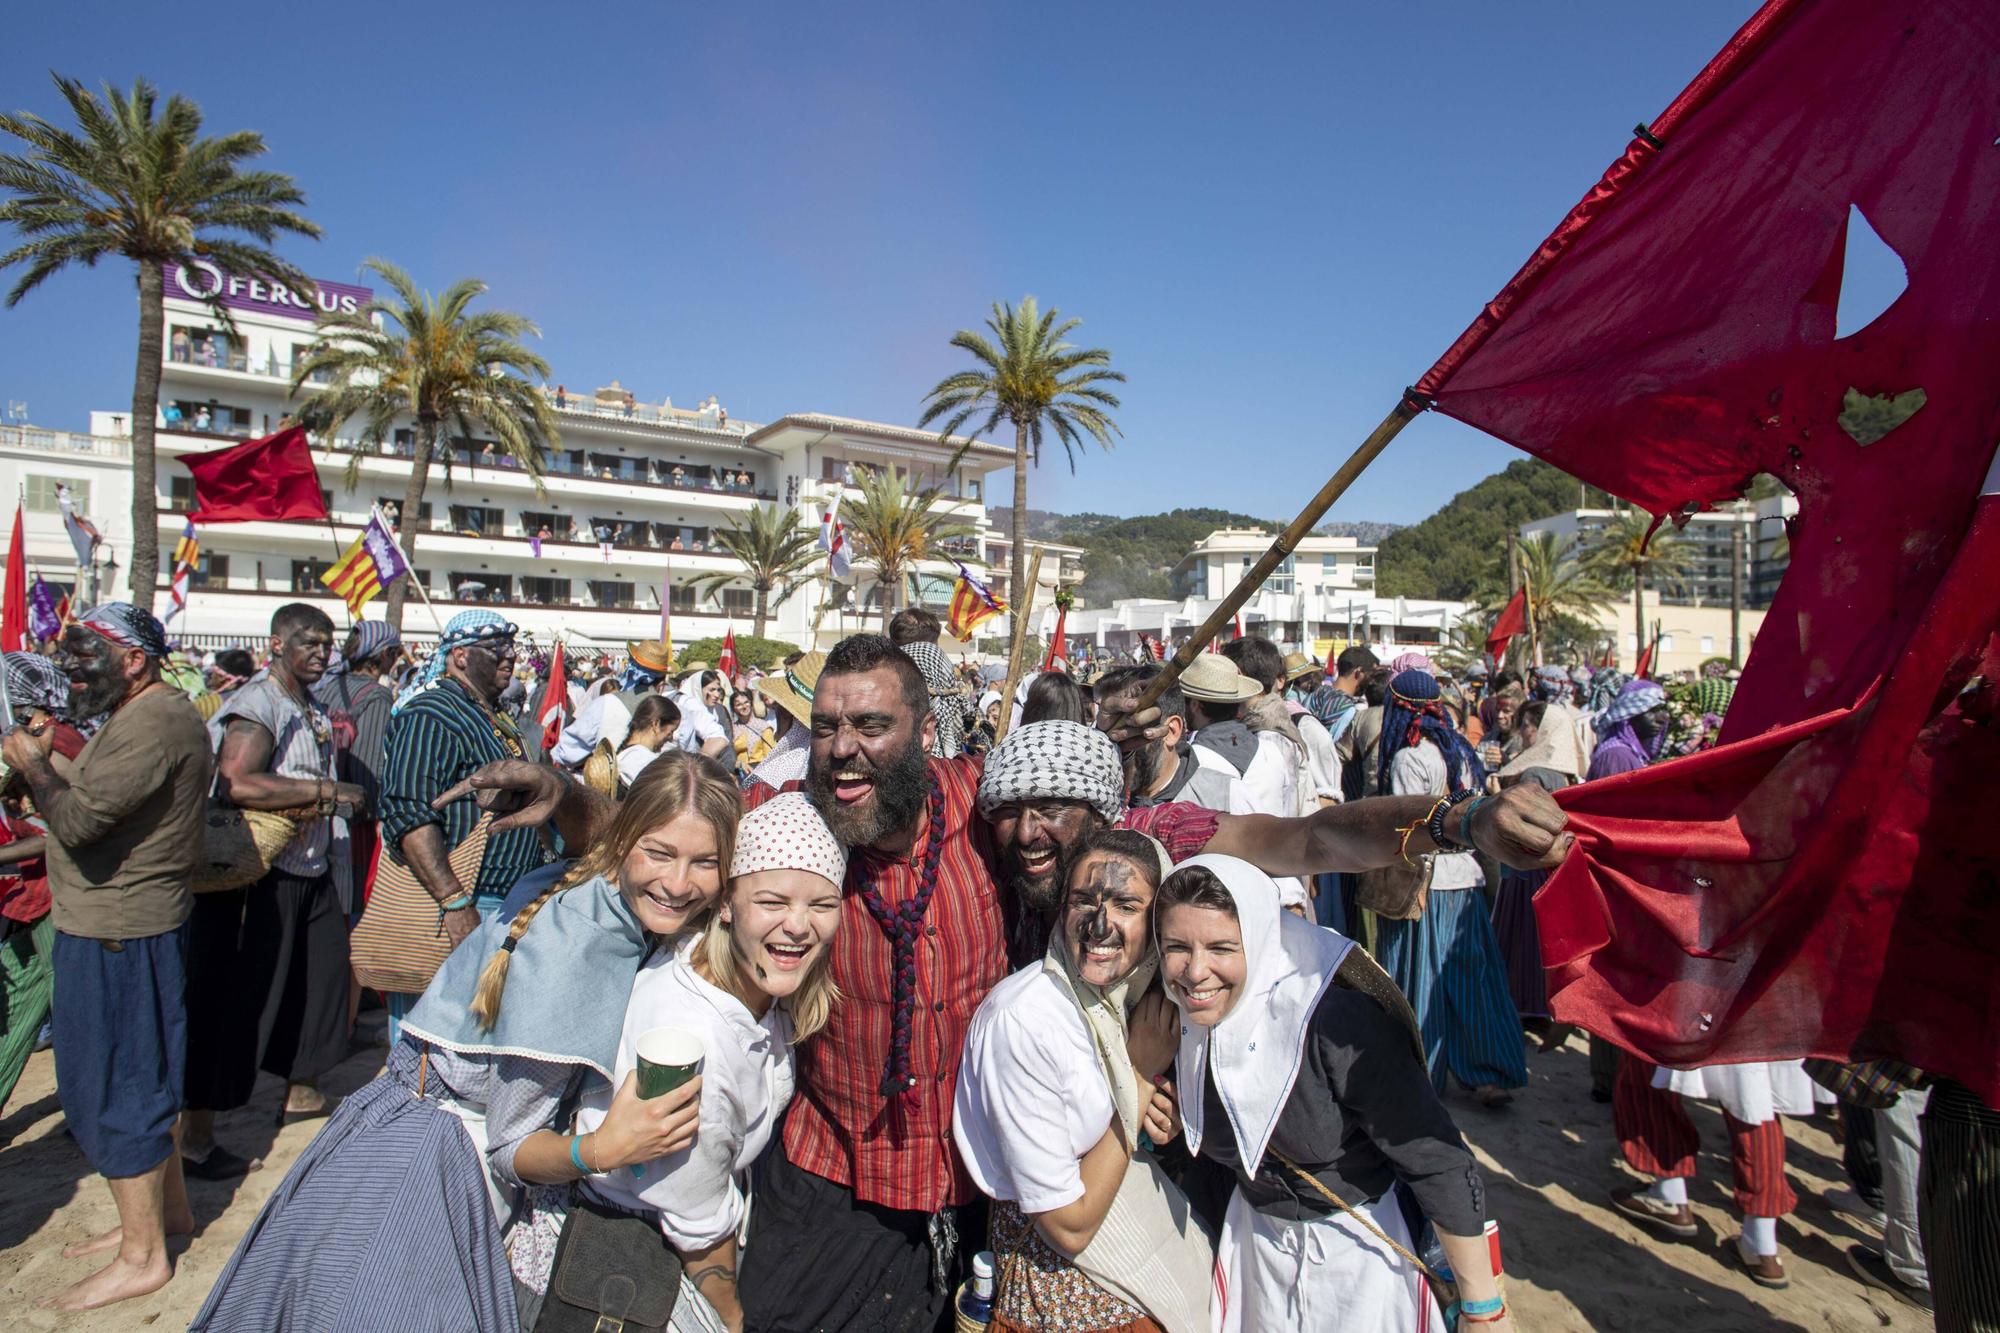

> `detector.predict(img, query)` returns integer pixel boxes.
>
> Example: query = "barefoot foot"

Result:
[61,1210,193,1259]
[37,1252,172,1311]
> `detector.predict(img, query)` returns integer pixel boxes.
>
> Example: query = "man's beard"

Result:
[1124,740,1165,799]
[1001,834,1079,923]
[70,657,126,718]
[806,736,931,848]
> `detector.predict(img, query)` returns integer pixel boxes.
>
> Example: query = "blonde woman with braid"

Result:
[192,752,742,1332]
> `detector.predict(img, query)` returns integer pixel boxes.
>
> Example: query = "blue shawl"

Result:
[400,870,648,1081]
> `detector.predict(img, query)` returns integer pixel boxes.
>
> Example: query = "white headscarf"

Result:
[1167,854,1355,1169]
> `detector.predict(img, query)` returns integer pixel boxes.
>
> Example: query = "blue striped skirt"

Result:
[1376,887,1528,1094]
[189,1070,519,1332]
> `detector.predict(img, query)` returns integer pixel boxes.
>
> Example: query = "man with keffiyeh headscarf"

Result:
[1587,679,1670,779]
[1372,667,1529,1108]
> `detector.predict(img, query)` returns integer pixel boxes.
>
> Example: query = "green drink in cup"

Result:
[635,1027,704,1100]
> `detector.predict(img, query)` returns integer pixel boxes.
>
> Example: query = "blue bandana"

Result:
[393,609,516,713]
[76,602,169,659]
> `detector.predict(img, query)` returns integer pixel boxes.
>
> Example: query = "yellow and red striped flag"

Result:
[945,561,1006,642]
[321,509,411,616]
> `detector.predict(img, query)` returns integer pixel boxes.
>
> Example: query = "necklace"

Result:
[853,776,947,1099]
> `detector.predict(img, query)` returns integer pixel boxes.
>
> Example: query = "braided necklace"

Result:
[853,775,948,1100]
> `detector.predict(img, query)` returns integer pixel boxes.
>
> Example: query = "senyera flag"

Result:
[1411,0,2000,1098]
[321,509,411,617]
[946,561,1005,642]
[162,517,199,625]
[181,425,329,523]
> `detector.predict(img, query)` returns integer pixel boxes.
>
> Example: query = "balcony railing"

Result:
[0,424,132,459]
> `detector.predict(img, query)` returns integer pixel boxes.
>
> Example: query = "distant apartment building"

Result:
[1519,498,1796,609]
[1173,527,1376,601]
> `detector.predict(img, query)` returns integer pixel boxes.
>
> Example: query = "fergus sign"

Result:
[166,260,372,322]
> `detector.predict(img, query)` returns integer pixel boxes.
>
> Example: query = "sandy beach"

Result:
[0,1026,1931,1331]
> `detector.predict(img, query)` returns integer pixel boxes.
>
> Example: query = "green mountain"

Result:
[1372,457,1595,600]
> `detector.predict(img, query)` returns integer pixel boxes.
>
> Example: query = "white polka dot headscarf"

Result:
[732,792,849,888]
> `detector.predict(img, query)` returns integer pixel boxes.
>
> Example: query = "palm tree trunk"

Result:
[387,416,437,632]
[753,583,768,638]
[1010,419,1029,637]
[126,258,167,614]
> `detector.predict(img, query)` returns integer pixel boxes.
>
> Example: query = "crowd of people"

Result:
[0,601,1989,1330]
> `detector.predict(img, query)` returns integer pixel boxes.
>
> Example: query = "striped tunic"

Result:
[381,680,549,900]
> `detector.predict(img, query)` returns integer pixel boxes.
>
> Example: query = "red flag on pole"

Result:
[1484,587,1528,662]
[537,641,570,754]
[718,629,739,681]
[1412,0,2000,1096]
[181,426,328,523]
[1040,601,1070,673]
[1,506,26,652]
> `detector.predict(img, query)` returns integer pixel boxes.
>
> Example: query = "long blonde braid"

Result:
[467,751,741,1030]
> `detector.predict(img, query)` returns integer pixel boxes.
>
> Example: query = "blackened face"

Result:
[1062,851,1156,987]
[988,799,1100,919]
[63,627,140,717]
[270,621,335,687]
[457,641,517,703]
[1630,705,1670,744]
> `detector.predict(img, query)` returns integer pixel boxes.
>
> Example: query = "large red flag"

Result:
[717,629,740,681]
[1,506,25,652]
[182,426,329,523]
[1414,0,2000,1097]
[1040,601,1070,673]
[1484,587,1527,662]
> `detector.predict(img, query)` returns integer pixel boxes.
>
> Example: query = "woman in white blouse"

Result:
[616,694,683,791]
[512,793,846,1332]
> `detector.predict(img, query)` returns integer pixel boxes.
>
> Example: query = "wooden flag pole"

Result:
[992,544,1045,748]
[1130,396,1424,714]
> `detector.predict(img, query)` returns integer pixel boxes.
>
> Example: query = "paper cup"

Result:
[635,1027,704,1099]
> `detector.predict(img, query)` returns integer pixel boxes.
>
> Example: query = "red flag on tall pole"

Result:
[1484,587,1528,662]
[537,641,570,754]
[181,426,329,523]
[1040,598,1070,673]
[717,629,739,681]
[1,505,26,652]
[1411,0,2000,1097]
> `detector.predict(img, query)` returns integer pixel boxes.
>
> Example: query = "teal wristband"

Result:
[439,894,473,913]
[1460,1295,1505,1317]
[569,1134,590,1175]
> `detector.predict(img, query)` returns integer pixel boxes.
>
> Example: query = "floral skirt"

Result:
[989,1199,1163,1333]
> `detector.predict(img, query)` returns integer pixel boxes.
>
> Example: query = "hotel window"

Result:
[1269,555,1295,596]
[721,588,755,616]
[591,580,635,608]
[522,576,572,605]
[669,585,697,614]
[168,476,197,511]
[449,505,504,536]
[1701,635,1716,654]
[26,475,89,514]
[1659,635,1675,652]
[192,554,229,588]
[291,558,332,593]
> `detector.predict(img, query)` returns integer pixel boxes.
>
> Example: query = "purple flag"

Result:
[27,575,61,642]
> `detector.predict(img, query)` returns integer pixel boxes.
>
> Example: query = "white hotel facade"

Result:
[2,264,1088,655]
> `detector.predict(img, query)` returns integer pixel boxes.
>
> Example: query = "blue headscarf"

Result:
[393,609,517,714]
[617,662,666,693]
[1378,667,1486,796]
[1587,667,1632,714]
[322,620,403,681]
[75,602,169,660]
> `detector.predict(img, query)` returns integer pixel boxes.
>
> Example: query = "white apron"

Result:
[1216,1186,1442,1333]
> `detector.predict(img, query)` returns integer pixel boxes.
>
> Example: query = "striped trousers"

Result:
[1377,886,1528,1094]
[1614,1057,1796,1216]
[1920,1079,2000,1332]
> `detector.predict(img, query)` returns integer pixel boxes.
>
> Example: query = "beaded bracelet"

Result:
[439,894,474,914]
[1425,789,1478,852]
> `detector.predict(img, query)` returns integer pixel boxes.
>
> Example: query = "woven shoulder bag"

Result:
[352,814,494,995]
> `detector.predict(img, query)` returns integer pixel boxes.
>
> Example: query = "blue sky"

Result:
[0,2,1769,525]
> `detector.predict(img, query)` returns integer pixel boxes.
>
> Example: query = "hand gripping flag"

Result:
[321,510,412,616]
[945,561,1005,642]
[1413,0,2000,1099]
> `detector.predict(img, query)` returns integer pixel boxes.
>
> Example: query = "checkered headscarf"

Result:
[4,651,71,718]
[977,720,1124,824]
[900,641,970,759]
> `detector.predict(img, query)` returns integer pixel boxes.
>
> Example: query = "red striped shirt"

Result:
[749,755,1008,1211]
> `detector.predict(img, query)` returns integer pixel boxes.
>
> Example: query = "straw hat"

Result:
[755,651,828,727]
[1178,654,1261,703]
[1280,651,1320,685]
[625,639,675,673]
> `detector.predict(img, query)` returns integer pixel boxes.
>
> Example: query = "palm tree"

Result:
[687,503,819,636]
[840,466,974,628]
[1517,531,1613,660]
[293,259,558,630]
[919,296,1123,609]
[1581,510,1691,661]
[0,76,320,613]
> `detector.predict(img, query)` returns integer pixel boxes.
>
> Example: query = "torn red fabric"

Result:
[1632,635,1656,682]
[1485,587,1527,662]
[1415,0,2000,1098]
[181,426,329,524]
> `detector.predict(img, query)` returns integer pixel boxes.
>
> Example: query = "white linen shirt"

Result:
[575,939,796,1250]
[616,744,665,788]
[1389,741,1484,891]
[552,691,638,768]
[953,964,1116,1215]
